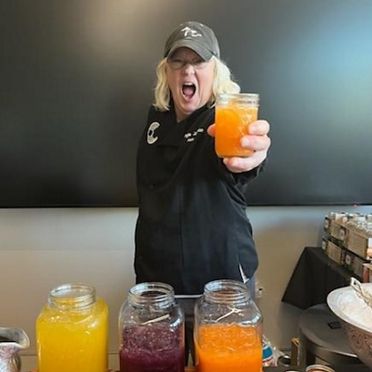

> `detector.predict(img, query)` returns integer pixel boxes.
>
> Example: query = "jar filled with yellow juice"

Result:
[36,283,108,372]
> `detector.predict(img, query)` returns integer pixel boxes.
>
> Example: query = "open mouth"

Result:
[182,83,196,99]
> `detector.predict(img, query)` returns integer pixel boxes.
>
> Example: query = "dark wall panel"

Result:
[1,0,371,207]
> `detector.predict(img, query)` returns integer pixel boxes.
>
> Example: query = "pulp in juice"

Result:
[215,105,258,157]
[120,322,184,372]
[195,323,262,372]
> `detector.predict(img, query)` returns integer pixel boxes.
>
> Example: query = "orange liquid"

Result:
[195,323,262,372]
[215,105,258,157]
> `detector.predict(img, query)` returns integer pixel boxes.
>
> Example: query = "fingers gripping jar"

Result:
[118,282,185,372]
[194,279,263,372]
[36,283,108,372]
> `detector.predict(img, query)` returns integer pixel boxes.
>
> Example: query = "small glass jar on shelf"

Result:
[346,214,366,233]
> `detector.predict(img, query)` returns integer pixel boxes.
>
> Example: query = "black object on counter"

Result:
[282,247,351,309]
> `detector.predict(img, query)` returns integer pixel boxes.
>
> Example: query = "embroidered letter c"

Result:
[147,122,160,144]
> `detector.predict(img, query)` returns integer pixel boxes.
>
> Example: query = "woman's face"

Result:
[166,47,215,122]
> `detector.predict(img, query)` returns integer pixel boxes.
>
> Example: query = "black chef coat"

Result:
[135,103,262,295]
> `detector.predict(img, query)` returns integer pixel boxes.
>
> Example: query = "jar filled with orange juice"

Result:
[36,283,108,372]
[215,93,259,158]
[194,279,263,372]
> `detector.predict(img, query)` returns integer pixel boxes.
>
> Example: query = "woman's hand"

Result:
[207,120,271,173]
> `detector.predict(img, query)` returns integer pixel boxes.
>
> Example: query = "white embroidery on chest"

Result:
[184,128,204,142]
[147,121,160,144]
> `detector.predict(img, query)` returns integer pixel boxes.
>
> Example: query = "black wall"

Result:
[1,0,372,207]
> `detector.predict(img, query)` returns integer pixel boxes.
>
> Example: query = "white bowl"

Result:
[327,283,372,368]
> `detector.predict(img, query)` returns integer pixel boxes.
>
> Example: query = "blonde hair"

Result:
[153,56,240,111]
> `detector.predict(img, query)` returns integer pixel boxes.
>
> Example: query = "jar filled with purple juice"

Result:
[118,282,184,372]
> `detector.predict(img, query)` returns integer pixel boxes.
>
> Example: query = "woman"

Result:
[134,20,271,362]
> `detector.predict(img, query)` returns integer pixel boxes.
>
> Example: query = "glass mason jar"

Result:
[215,93,259,158]
[118,282,184,372]
[194,279,263,372]
[36,283,108,372]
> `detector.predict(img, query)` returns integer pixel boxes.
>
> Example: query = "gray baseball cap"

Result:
[164,21,220,61]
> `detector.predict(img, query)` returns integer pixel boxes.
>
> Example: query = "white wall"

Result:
[1,205,371,369]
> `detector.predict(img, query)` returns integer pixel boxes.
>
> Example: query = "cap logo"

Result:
[181,26,202,38]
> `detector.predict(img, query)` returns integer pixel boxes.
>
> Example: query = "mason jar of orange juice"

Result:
[215,93,259,157]
[194,279,263,372]
[36,283,108,372]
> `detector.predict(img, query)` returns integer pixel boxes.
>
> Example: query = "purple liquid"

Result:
[119,322,184,372]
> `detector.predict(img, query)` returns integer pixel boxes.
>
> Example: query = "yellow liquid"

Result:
[36,298,108,372]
